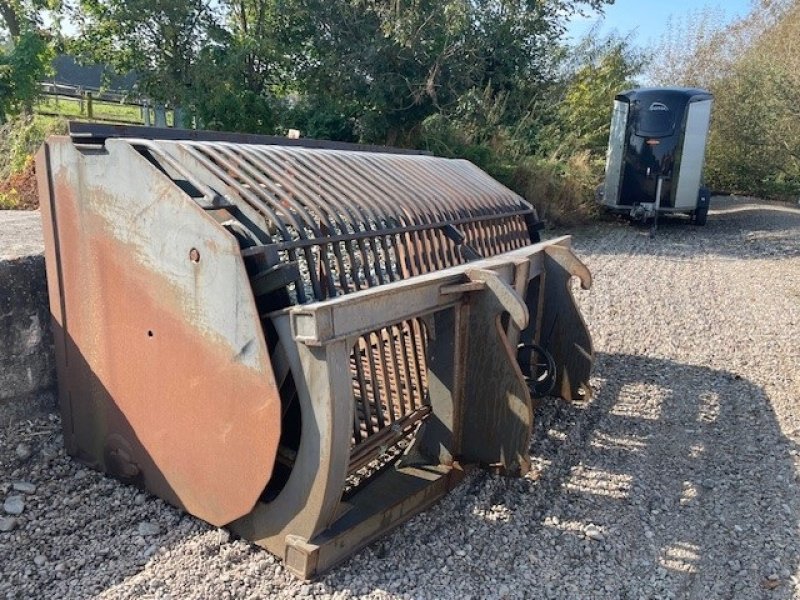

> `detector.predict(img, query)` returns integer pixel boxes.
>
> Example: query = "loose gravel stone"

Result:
[137,521,161,536]
[12,481,37,494]
[584,525,604,541]
[3,495,25,515]
[0,197,799,599]
[0,516,17,532]
[15,443,31,460]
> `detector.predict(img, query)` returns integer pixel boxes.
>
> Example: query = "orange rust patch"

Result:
[50,165,280,526]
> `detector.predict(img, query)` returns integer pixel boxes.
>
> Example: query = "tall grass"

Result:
[507,152,602,227]
[420,115,604,228]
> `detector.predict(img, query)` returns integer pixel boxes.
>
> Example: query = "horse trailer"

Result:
[598,87,714,225]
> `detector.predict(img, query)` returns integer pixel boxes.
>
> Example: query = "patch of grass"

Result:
[35,96,143,123]
[34,95,176,126]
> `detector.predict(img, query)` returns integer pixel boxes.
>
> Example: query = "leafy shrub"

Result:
[704,57,800,200]
[0,30,54,119]
[419,113,604,227]
[508,152,603,227]
[0,155,38,209]
[0,114,67,209]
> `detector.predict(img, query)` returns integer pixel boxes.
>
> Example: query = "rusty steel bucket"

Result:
[36,122,593,578]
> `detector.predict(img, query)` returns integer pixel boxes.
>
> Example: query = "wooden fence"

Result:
[36,82,184,127]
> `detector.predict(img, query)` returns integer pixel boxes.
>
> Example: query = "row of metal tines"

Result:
[283,214,532,303]
[139,139,535,304]
[347,319,431,473]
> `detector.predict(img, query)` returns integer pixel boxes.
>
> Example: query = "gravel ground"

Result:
[2,196,799,599]
[0,211,43,260]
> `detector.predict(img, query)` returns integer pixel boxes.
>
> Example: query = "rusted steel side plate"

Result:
[38,138,281,526]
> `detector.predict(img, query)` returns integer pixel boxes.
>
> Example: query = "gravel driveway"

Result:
[2,197,799,599]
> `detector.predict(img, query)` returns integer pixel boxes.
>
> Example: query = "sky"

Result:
[566,0,753,47]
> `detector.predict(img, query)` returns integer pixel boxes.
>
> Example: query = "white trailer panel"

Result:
[603,100,628,208]
[674,99,713,209]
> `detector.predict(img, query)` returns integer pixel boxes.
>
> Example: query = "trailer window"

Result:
[635,101,676,137]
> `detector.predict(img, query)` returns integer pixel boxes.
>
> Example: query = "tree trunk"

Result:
[0,1,21,40]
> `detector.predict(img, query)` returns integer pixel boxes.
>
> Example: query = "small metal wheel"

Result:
[517,342,557,398]
[693,204,709,226]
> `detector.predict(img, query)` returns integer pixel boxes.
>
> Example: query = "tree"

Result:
[550,32,644,156]
[0,29,54,117]
[646,7,729,87]
[276,0,615,145]
[70,0,618,144]
[186,40,278,132]
[0,0,59,119]
[71,0,222,108]
[183,0,297,133]
[704,1,800,198]
[0,0,60,40]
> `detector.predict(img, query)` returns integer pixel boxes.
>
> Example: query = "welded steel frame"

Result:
[37,132,593,579]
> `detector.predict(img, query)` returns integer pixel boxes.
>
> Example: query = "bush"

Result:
[704,56,800,200]
[418,113,605,227]
[0,30,54,118]
[0,114,67,209]
[508,152,603,227]
[0,155,37,209]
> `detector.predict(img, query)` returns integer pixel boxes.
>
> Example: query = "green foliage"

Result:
[418,112,506,179]
[0,30,54,118]
[0,114,66,178]
[186,42,277,133]
[71,0,223,105]
[70,0,618,153]
[0,114,66,208]
[281,94,358,142]
[17,0,639,224]
[415,30,641,226]
[650,1,800,200]
[288,0,613,145]
[35,95,142,122]
[705,58,800,199]
[551,34,645,156]
[509,152,602,226]
[0,0,62,40]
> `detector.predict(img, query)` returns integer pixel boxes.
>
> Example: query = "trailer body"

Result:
[600,87,713,223]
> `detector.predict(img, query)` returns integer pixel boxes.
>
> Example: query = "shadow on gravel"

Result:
[578,198,800,261]
[519,351,800,599]
[316,352,799,600]
[3,353,797,598]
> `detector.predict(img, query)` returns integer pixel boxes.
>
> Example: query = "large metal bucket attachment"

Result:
[36,123,593,578]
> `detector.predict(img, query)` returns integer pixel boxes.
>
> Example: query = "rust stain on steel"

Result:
[47,161,281,527]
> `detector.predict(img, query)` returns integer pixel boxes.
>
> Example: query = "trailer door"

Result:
[603,99,628,207]
[674,99,713,209]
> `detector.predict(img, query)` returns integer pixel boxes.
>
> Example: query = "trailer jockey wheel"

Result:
[517,343,557,398]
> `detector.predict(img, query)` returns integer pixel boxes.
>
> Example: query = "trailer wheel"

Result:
[694,205,709,226]
[694,187,711,225]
